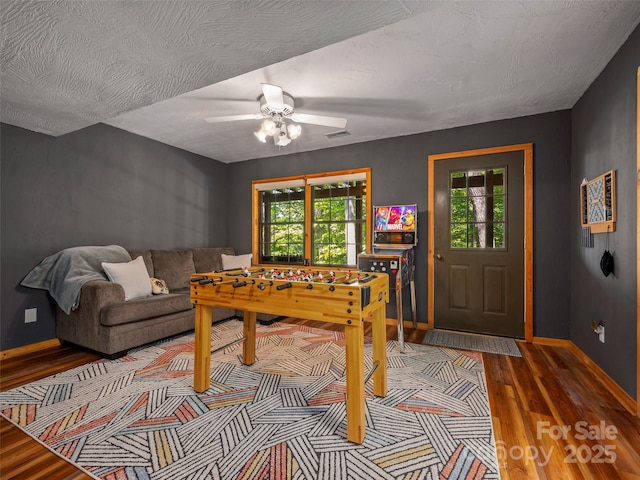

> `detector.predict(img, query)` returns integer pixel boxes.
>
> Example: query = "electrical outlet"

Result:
[25,308,37,323]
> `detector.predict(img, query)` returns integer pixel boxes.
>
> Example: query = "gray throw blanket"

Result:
[21,245,132,314]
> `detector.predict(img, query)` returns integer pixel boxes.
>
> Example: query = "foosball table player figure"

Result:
[190,266,390,444]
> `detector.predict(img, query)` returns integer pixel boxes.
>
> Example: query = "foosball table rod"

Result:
[364,360,380,384]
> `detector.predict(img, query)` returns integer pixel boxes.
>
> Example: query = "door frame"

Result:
[636,67,640,417]
[427,143,534,342]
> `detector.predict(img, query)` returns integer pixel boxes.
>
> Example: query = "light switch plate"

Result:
[25,308,37,323]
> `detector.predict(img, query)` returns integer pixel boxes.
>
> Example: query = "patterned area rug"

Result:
[1,320,499,479]
[423,330,522,357]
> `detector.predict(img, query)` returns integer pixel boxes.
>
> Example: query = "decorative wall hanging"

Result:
[581,227,594,248]
[580,170,616,233]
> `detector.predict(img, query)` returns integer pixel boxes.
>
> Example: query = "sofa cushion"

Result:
[100,293,193,326]
[101,256,152,301]
[151,250,195,291]
[192,247,235,273]
[127,250,153,277]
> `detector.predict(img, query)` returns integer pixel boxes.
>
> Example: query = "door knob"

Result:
[436,253,444,260]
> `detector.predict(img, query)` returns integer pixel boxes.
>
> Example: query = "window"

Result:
[258,183,305,263]
[310,178,367,266]
[253,169,370,267]
[449,167,506,249]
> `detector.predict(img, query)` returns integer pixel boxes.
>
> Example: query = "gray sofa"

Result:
[56,247,275,358]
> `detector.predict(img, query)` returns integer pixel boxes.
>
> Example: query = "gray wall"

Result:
[570,26,639,398]
[228,110,572,340]
[1,123,229,350]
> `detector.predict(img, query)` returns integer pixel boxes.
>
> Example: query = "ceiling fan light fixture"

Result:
[274,124,292,146]
[254,129,267,143]
[287,123,302,139]
[262,118,277,135]
[275,135,291,146]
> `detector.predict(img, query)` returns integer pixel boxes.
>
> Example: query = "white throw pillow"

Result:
[221,253,253,270]
[102,256,152,301]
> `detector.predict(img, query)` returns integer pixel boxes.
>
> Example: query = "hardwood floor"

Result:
[1,320,639,479]
[1,343,101,480]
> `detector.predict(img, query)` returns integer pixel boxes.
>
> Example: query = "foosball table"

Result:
[190,266,389,444]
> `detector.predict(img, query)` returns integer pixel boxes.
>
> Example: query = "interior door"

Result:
[433,151,525,338]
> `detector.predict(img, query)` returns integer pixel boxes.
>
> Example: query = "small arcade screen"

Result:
[374,204,417,232]
[373,204,417,246]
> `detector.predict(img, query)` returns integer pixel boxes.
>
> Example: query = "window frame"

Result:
[252,168,371,267]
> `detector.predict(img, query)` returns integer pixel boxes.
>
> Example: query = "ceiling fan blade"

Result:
[296,97,427,120]
[204,114,264,123]
[290,112,347,129]
[261,83,285,108]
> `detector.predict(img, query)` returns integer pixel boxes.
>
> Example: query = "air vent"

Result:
[325,130,351,139]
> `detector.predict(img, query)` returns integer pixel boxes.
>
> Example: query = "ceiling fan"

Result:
[204,83,347,146]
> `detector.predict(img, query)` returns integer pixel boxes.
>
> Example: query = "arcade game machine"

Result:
[358,204,417,351]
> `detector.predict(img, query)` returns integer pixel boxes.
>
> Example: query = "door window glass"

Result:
[449,167,506,248]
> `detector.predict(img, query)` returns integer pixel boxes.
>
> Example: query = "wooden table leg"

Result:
[194,304,212,393]
[345,320,365,444]
[372,306,388,398]
[243,310,256,365]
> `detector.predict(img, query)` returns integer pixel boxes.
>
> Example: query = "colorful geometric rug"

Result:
[423,330,522,358]
[1,320,499,479]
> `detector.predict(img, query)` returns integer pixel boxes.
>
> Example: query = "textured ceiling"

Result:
[2,1,640,163]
